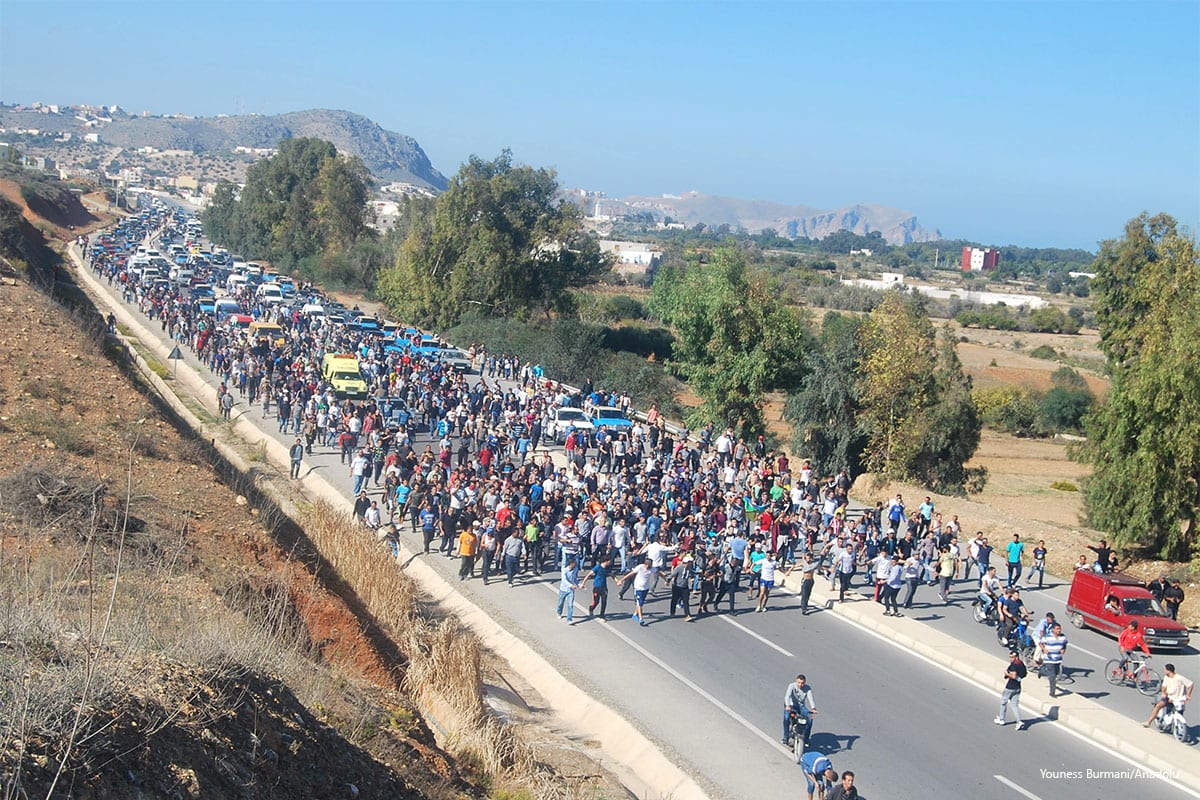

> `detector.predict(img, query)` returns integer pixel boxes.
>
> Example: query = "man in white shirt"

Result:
[1146,664,1194,727]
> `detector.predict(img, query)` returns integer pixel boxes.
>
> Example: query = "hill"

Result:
[0,106,447,190]
[614,190,941,244]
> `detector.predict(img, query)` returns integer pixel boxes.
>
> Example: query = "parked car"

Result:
[1066,570,1190,650]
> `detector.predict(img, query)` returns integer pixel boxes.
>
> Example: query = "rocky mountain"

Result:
[0,106,447,190]
[617,191,942,244]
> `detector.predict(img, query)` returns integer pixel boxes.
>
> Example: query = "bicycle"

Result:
[1104,656,1161,696]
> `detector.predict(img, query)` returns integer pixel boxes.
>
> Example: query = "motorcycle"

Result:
[972,596,999,625]
[787,710,813,763]
[1153,700,1191,744]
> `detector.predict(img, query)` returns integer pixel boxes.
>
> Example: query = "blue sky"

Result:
[2,1,1197,249]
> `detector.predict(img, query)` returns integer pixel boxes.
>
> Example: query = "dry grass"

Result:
[300,501,573,799]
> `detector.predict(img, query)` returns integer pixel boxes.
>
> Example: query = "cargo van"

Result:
[1066,570,1190,650]
[321,353,369,398]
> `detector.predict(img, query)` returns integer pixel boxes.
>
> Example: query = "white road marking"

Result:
[720,615,796,658]
[994,774,1045,800]
[537,581,794,755]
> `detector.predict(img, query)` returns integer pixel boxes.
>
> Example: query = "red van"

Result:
[1066,570,1190,650]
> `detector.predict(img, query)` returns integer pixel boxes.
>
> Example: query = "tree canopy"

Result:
[375,151,608,329]
[855,292,982,493]
[1078,213,1200,560]
[201,137,371,281]
[650,245,812,435]
[784,312,868,476]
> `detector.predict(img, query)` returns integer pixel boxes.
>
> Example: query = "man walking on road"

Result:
[289,438,304,479]
[1005,533,1025,588]
[1038,622,1068,698]
[994,650,1028,730]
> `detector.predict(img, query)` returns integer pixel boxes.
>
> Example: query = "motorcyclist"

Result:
[978,566,1001,617]
[783,673,818,746]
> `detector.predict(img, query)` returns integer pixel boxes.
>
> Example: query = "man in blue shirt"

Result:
[1005,533,1026,588]
[800,750,837,800]
[556,558,582,624]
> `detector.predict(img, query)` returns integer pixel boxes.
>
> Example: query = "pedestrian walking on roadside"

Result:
[936,546,955,603]
[289,437,304,479]
[994,650,1028,730]
[836,545,856,603]
[756,551,779,613]
[1038,622,1068,698]
[1005,533,1025,588]
[901,555,922,609]
[501,530,525,586]
[556,557,581,623]
[623,556,655,626]
[583,557,612,619]
[458,521,479,580]
[1030,540,1047,589]
[669,554,696,620]
[881,555,903,616]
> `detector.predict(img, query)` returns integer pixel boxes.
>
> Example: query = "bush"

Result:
[1029,345,1058,360]
[446,315,680,411]
[600,324,673,360]
[973,386,1043,436]
[1050,480,1079,492]
[1040,386,1094,432]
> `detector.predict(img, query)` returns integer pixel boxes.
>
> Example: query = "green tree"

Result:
[858,294,982,493]
[651,246,812,435]
[1078,215,1200,559]
[377,151,608,329]
[202,137,371,272]
[784,312,867,475]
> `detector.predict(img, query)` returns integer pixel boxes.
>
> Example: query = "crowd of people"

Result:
[83,216,1193,794]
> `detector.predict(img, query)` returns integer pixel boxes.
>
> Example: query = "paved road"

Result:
[75,235,1196,800]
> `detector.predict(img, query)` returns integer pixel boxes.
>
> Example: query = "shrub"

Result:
[1040,386,1094,432]
[973,386,1043,436]
[1050,480,1079,492]
[1029,345,1058,360]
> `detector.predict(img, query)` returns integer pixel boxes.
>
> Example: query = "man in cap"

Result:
[668,554,696,621]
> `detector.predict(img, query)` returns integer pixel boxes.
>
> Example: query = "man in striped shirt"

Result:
[1039,622,1069,698]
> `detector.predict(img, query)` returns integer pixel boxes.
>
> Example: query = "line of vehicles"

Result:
[101,207,643,443]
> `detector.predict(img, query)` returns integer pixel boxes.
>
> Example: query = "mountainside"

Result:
[0,106,447,190]
[619,191,942,244]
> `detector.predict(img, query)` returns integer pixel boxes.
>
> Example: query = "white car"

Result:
[549,407,595,443]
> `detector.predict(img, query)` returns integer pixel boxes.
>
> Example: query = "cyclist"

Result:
[978,566,1001,617]
[783,673,818,746]
[800,749,837,800]
[1144,663,1193,727]
[1117,620,1151,671]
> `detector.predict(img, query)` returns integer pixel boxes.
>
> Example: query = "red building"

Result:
[961,246,1000,272]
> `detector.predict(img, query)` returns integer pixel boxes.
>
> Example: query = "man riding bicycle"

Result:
[783,673,818,746]
[1117,620,1151,671]
[978,566,1001,617]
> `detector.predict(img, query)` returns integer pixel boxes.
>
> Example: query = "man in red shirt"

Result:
[1117,620,1151,670]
